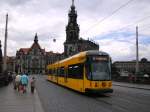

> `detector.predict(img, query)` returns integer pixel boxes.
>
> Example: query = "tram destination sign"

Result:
[92,56,108,61]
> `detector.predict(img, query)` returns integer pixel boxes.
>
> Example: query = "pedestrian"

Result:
[20,72,29,93]
[30,76,36,94]
[15,74,21,91]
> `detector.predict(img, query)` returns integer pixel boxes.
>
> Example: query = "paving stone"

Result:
[0,82,44,112]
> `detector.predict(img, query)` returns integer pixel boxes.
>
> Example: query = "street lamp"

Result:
[53,38,56,42]
[50,34,56,43]
[49,35,56,64]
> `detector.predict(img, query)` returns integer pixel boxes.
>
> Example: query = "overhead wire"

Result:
[89,14,150,40]
[139,23,150,31]
[94,15,150,46]
[81,0,135,35]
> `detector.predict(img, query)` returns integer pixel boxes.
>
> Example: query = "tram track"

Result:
[37,76,150,112]
[92,94,131,112]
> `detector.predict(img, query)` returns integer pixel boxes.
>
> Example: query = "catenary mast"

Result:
[135,26,139,77]
[3,14,8,72]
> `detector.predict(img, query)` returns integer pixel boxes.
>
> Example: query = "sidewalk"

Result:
[113,81,150,90]
[0,82,44,112]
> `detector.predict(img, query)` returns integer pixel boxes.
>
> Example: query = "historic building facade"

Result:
[46,51,62,65]
[64,1,99,57]
[0,41,15,73]
[113,58,150,75]
[16,34,62,74]
[16,34,46,74]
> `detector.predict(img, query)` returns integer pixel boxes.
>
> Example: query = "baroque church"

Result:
[64,1,99,57]
[15,1,99,74]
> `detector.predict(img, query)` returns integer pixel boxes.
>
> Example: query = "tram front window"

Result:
[90,61,111,81]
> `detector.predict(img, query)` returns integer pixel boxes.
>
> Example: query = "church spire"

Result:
[34,33,38,43]
[72,0,74,7]
[66,0,79,42]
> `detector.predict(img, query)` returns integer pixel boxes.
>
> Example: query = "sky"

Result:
[0,0,150,61]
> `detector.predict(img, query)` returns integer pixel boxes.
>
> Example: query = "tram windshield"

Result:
[86,56,111,81]
[91,61,111,80]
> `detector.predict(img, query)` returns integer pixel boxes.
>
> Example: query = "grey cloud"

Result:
[77,0,150,25]
[0,0,30,6]
[8,27,35,42]
[0,0,149,60]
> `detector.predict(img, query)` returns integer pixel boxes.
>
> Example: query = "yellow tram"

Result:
[47,50,113,93]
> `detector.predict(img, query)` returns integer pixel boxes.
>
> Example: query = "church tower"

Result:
[64,0,80,57]
[66,0,79,42]
[34,33,38,43]
[64,0,99,57]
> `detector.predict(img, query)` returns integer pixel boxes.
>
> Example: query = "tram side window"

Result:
[68,64,83,79]
[52,69,56,75]
[54,69,57,75]
[49,69,52,74]
[56,69,58,76]
[59,67,65,77]
[51,69,53,75]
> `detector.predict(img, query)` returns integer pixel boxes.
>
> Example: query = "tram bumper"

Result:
[85,88,113,94]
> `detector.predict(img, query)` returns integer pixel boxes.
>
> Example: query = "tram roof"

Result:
[57,50,109,63]
[85,50,109,56]
[47,50,109,67]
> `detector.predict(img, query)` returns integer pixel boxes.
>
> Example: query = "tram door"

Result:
[64,67,67,84]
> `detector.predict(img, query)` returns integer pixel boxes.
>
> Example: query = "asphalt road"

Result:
[35,75,150,112]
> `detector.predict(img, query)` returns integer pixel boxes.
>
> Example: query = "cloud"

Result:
[94,31,150,61]
[99,39,135,61]
[0,0,149,62]
[0,0,29,6]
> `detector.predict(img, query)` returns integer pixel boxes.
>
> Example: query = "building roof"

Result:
[20,48,30,54]
[17,33,46,55]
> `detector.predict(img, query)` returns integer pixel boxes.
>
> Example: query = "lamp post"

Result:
[50,35,56,64]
